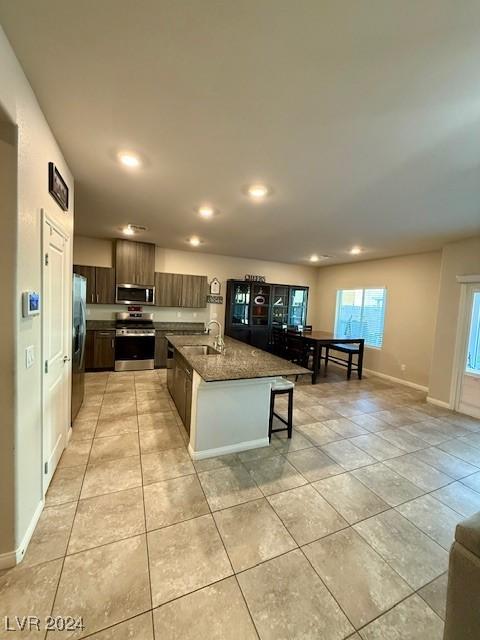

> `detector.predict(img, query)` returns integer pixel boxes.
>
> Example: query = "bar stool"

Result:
[269,378,294,441]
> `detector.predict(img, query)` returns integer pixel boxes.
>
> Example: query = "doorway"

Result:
[42,212,71,492]
[455,284,480,419]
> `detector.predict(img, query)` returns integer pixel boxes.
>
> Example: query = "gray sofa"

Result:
[444,512,480,640]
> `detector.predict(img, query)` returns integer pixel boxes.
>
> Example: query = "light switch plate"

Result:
[26,345,35,368]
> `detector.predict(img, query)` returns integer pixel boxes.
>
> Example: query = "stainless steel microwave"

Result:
[116,284,155,305]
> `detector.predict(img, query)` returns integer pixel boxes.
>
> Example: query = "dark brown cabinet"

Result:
[85,330,95,370]
[155,273,183,307]
[94,330,115,369]
[155,331,168,368]
[85,330,115,370]
[135,242,156,286]
[170,349,193,434]
[155,329,204,368]
[73,265,96,304]
[155,272,208,308]
[73,265,115,304]
[225,279,309,351]
[116,239,155,286]
[95,267,116,304]
[181,275,208,308]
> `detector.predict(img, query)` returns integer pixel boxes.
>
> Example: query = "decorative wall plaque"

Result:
[48,162,69,211]
[209,278,221,295]
[244,274,266,282]
[207,294,223,304]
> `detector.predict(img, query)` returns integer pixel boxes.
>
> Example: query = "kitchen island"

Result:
[166,334,310,459]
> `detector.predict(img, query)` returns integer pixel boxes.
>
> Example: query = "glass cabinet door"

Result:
[288,287,308,327]
[231,283,251,325]
[272,285,289,326]
[251,284,271,326]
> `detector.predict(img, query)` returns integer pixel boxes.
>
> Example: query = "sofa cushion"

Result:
[455,511,480,556]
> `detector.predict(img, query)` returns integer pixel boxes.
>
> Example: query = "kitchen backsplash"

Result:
[86,304,210,323]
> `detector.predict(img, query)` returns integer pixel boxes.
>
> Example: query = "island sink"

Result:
[181,344,221,356]
[166,334,310,460]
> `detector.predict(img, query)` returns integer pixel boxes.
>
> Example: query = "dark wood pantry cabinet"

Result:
[225,279,309,350]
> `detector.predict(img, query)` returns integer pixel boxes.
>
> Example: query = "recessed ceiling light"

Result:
[309,254,332,263]
[247,183,270,200]
[350,246,362,255]
[121,224,147,236]
[197,205,215,219]
[118,152,141,168]
[188,236,201,247]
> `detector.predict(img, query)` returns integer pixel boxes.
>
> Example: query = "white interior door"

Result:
[42,216,70,491]
[458,287,480,419]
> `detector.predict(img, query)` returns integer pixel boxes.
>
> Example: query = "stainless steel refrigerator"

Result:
[71,274,87,422]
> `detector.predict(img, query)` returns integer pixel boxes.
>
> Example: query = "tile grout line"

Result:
[134,373,155,616]
[193,449,263,640]
[41,370,480,638]
[44,378,105,639]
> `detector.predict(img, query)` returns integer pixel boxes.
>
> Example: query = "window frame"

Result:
[465,290,480,377]
[334,287,388,350]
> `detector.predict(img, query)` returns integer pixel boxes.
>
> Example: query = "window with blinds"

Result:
[334,288,387,348]
[466,291,480,374]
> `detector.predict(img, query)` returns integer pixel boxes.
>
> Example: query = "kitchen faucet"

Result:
[205,320,225,352]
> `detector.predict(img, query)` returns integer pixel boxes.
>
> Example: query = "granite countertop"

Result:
[167,334,311,382]
[86,320,205,331]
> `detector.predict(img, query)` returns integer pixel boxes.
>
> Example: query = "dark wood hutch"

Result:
[225,279,309,350]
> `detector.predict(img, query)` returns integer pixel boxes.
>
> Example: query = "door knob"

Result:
[63,356,71,363]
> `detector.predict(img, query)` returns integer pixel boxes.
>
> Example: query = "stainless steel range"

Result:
[115,312,155,371]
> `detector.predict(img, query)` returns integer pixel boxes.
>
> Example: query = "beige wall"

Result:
[0,114,17,556]
[73,235,113,268]
[429,236,480,404]
[0,26,74,561]
[315,251,442,388]
[73,236,319,326]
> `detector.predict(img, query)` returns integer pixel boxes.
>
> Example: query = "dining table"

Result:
[286,330,365,384]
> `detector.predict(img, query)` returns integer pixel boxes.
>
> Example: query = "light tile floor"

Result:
[2,368,480,639]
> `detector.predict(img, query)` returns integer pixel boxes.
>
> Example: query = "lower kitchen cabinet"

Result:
[85,331,95,370]
[170,349,193,434]
[155,331,168,368]
[86,330,115,370]
[155,329,204,368]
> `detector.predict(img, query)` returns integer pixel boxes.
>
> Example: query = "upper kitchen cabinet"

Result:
[94,267,116,304]
[155,272,183,307]
[155,272,208,308]
[115,239,155,286]
[181,275,208,308]
[73,265,96,304]
[73,265,115,304]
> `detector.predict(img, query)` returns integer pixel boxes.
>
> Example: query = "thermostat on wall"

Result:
[22,291,40,317]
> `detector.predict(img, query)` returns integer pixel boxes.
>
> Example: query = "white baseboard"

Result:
[426,396,452,410]
[0,549,17,571]
[188,437,270,461]
[458,401,480,419]
[0,499,44,569]
[363,368,428,393]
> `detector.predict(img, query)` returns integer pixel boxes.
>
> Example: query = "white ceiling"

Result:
[1,0,479,265]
